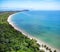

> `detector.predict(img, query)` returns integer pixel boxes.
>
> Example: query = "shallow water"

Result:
[11,11,60,49]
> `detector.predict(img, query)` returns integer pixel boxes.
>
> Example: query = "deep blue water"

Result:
[11,11,60,49]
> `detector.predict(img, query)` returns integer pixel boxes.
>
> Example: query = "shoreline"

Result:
[7,12,60,52]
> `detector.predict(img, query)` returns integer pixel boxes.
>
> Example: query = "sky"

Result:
[0,0,60,11]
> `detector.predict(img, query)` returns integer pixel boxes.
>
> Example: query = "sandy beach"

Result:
[7,12,60,52]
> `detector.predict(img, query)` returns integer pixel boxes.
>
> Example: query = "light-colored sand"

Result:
[7,12,60,52]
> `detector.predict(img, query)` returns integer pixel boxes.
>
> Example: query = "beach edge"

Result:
[7,12,60,52]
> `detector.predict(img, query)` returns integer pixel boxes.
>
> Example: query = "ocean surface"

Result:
[11,11,60,49]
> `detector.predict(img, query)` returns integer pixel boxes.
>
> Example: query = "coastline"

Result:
[7,12,60,52]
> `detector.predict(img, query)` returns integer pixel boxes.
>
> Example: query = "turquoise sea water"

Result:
[11,11,60,49]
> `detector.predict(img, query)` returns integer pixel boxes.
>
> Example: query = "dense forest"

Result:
[0,12,45,52]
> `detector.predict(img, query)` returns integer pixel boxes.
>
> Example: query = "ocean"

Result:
[11,11,60,49]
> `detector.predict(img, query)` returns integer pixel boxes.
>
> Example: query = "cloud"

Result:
[0,0,60,10]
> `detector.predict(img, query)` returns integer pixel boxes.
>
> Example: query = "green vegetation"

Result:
[0,12,43,52]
